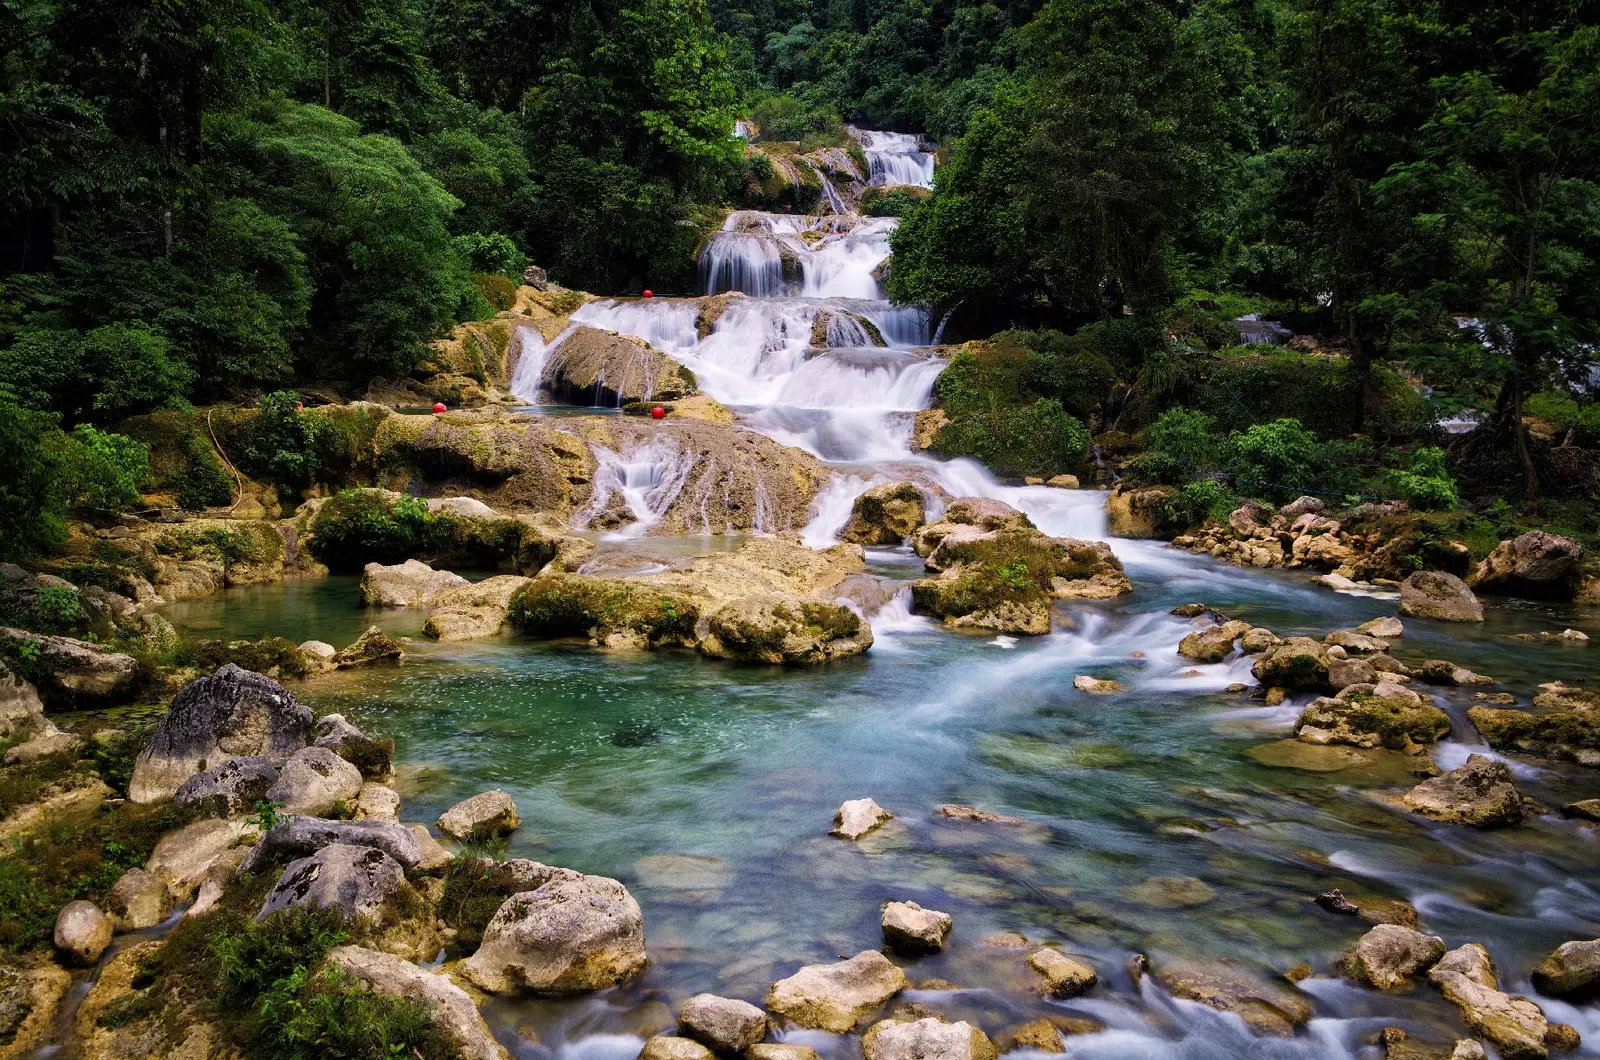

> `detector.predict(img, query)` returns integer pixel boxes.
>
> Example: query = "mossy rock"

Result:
[1468,705,1599,766]
[1296,692,1451,749]
[508,575,701,647]
[701,595,872,664]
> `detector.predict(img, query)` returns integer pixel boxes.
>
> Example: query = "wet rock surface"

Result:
[1400,755,1525,827]
[462,873,646,994]
[1398,571,1484,622]
[765,951,908,1032]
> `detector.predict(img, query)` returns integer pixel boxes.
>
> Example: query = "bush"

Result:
[1389,446,1459,510]
[861,187,925,217]
[58,425,150,511]
[177,435,235,510]
[1126,408,1221,485]
[452,231,527,280]
[310,489,430,571]
[1161,478,1236,530]
[0,395,67,558]
[929,344,1092,477]
[749,95,844,144]
[473,274,517,311]
[1228,418,1323,492]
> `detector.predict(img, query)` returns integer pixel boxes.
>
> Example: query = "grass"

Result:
[437,854,520,951]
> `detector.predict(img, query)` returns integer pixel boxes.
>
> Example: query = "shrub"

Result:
[1389,446,1459,510]
[57,425,151,511]
[1126,408,1221,485]
[473,274,517,311]
[0,395,68,558]
[930,397,1090,479]
[233,392,330,494]
[310,490,430,571]
[1160,478,1236,530]
[861,187,924,217]
[1227,418,1323,493]
[749,95,844,144]
[177,435,235,510]
[453,231,527,280]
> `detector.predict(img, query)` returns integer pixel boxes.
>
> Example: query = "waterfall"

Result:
[852,129,936,188]
[806,160,847,215]
[509,324,576,402]
[700,232,787,297]
[583,439,696,539]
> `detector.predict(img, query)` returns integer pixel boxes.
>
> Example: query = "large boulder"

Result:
[359,559,469,608]
[327,945,509,1060]
[1470,531,1582,600]
[438,790,520,840]
[241,816,425,873]
[913,529,1130,635]
[1531,939,1600,1001]
[677,993,768,1054]
[1428,944,1556,1060]
[841,482,925,546]
[1401,755,1525,827]
[265,746,363,816]
[422,575,532,640]
[765,951,908,1032]
[461,872,646,994]
[1295,683,1451,749]
[174,755,281,817]
[1105,485,1169,538]
[1154,958,1315,1037]
[861,1018,997,1060]
[129,664,313,804]
[881,901,953,954]
[257,843,408,924]
[147,817,257,899]
[104,868,172,932]
[1468,705,1599,769]
[1398,571,1484,622]
[312,714,393,777]
[1343,925,1446,990]
[700,594,873,664]
[1252,637,1331,689]
[53,900,112,966]
[0,628,137,704]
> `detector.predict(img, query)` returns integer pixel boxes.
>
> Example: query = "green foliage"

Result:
[860,187,925,218]
[0,396,68,559]
[0,324,193,423]
[233,392,330,494]
[1227,418,1323,491]
[928,343,1092,477]
[749,95,844,145]
[1389,446,1459,511]
[177,436,235,511]
[58,425,150,511]
[454,232,527,280]
[1126,408,1223,486]
[438,856,521,950]
[1161,479,1236,531]
[473,274,518,312]
[310,490,431,571]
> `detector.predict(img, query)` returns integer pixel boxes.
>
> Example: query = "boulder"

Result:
[257,843,408,923]
[0,628,137,703]
[831,798,893,840]
[1027,949,1097,998]
[407,824,454,873]
[147,817,256,899]
[332,626,405,668]
[1240,627,1281,654]
[861,1018,997,1060]
[1467,705,1599,768]
[327,946,507,1060]
[841,482,926,546]
[265,745,363,816]
[0,960,71,1059]
[1046,475,1079,489]
[1398,571,1483,622]
[130,665,312,804]
[678,993,768,1054]
[2,729,82,765]
[881,901,953,954]
[1471,531,1582,600]
[1154,958,1315,1037]
[355,782,400,820]
[746,1046,817,1060]
[1401,755,1524,827]
[913,529,1130,634]
[1344,925,1446,990]
[360,559,470,608]
[53,900,112,966]
[1280,496,1325,518]
[1563,798,1600,821]
[765,950,908,1032]
[312,713,393,777]
[1105,485,1169,538]
[461,872,646,994]
[1428,944,1555,1060]
[300,640,336,660]
[1357,617,1405,638]
[438,789,520,840]
[104,868,172,932]
[241,816,425,873]
[1326,630,1389,654]
[1531,940,1600,1001]
[700,595,873,664]
[642,1039,714,1060]
[422,575,532,640]
[1252,637,1331,689]
[1295,684,1450,749]
[0,660,45,740]
[1178,620,1251,663]
[174,755,280,817]
[1327,657,1378,691]
[1072,675,1123,695]
[1418,659,1493,686]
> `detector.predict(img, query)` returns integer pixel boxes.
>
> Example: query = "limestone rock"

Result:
[1027,949,1097,998]
[642,1039,714,1060]
[1252,637,1331,689]
[765,950,908,1032]
[882,901,953,954]
[1178,620,1251,663]
[841,482,926,546]
[104,868,172,932]
[1467,705,1599,769]
[1105,485,1170,538]
[461,872,646,994]
[438,789,520,839]
[1280,496,1325,518]
[1327,657,1378,691]
[242,816,425,873]
[861,1018,997,1060]
[355,782,400,820]
[257,843,407,923]
[745,1046,817,1060]
[407,824,454,873]
[0,628,137,703]
[1531,939,1600,1001]
[1072,675,1123,695]
[173,755,280,817]
[1240,627,1281,654]
[265,745,363,816]
[1428,944,1554,1060]
[831,798,893,839]
[422,575,531,640]
[2,730,83,765]
[1471,531,1582,600]
[1401,755,1524,827]
[538,324,695,405]
[312,713,393,777]
[327,945,509,1060]
[1155,958,1315,1037]
[129,664,312,804]
[1046,475,1079,489]
[1357,617,1404,638]
[0,660,44,740]
[1295,684,1450,749]
[1344,925,1446,990]
[1326,629,1389,654]
[360,559,469,607]
[53,900,112,966]
[1418,659,1493,686]
[0,960,70,1059]
[700,594,873,664]
[1398,571,1483,622]
[678,993,768,1054]
[332,626,405,668]
[147,817,256,899]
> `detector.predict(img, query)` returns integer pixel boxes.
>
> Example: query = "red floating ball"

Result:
[650,406,666,419]
[432,402,447,414]
[642,289,654,298]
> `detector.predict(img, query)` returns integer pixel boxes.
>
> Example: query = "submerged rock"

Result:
[1027,949,1097,998]
[882,901,953,954]
[765,951,908,1032]
[1344,925,1446,990]
[1154,958,1315,1037]
[462,872,646,994]
[1398,571,1483,622]
[862,1018,997,1060]
[1072,675,1124,695]
[677,993,768,1054]
[359,559,469,607]
[831,798,893,840]
[841,481,925,546]
[327,945,508,1060]
[1401,755,1525,827]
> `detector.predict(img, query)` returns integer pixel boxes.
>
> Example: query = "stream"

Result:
[156,132,1599,1059]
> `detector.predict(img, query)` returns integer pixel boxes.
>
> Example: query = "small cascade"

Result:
[583,439,696,539]
[806,160,847,215]
[509,324,576,402]
[852,129,936,188]
[700,231,787,297]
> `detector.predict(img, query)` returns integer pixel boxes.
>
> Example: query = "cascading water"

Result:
[584,439,695,540]
[852,128,936,187]
[508,324,576,402]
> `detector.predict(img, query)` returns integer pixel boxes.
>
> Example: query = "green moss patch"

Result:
[508,576,700,644]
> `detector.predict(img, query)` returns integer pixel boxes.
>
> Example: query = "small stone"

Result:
[1265,686,1288,706]
[678,993,768,1055]
[1026,948,1097,998]
[935,804,1025,825]
[831,797,893,840]
[1315,889,1358,915]
[745,1045,816,1060]
[438,789,520,840]
[1124,876,1216,909]
[331,626,405,668]
[997,1019,1062,1054]
[1357,617,1405,638]
[1170,603,1210,617]
[1072,674,1124,695]
[54,900,112,966]
[882,901,953,954]
[1562,799,1600,822]
[643,1038,714,1060]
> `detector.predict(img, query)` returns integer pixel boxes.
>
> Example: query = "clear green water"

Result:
[161,545,1600,1059]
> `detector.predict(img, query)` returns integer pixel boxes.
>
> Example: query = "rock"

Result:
[1027,949,1097,998]
[332,626,405,668]
[407,823,453,873]
[1280,495,1325,517]
[1379,1028,1487,1060]
[1105,484,1170,538]
[1178,620,1251,663]
[173,755,280,817]
[643,1039,715,1060]
[360,559,469,607]
[129,664,313,803]
[1531,940,1600,1001]
[2,730,83,765]
[0,961,70,1059]
[1124,876,1216,909]
[912,528,1129,633]
[1467,705,1598,768]
[935,804,1025,825]
[1046,475,1079,489]
[882,901,953,954]
[831,798,893,839]
[1418,659,1493,686]
[300,639,336,660]
[422,575,531,640]
[841,482,925,546]
[538,324,695,405]
[1155,958,1315,1037]
[326,945,507,1060]
[1563,799,1600,821]
[745,1046,817,1060]
[1345,925,1447,989]
[678,994,768,1054]
[1295,684,1450,749]
[265,745,363,816]
[700,594,873,664]
[1398,571,1484,622]
[461,872,646,994]
[1240,627,1281,653]
[147,817,256,899]
[355,782,400,820]
[1072,675,1123,695]
[861,1018,997,1060]
[0,628,137,703]
[1170,603,1211,617]
[242,816,425,873]
[1358,617,1405,638]
[0,660,45,740]
[312,713,393,777]
[1401,755,1524,827]
[996,1020,1064,1053]
[1252,637,1331,689]
[257,843,407,923]
[53,900,112,965]
[1326,630,1389,653]
[104,868,171,932]
[765,950,908,1032]
[438,789,520,839]
[1428,944,1554,1060]
[426,496,501,519]
[1315,889,1359,915]
[1327,657,1378,690]
[1471,531,1582,600]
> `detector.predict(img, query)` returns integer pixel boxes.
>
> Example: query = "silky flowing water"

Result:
[159,132,1599,1058]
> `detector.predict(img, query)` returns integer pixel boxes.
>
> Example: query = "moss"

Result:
[171,635,313,679]
[1336,694,1453,749]
[508,576,700,644]
[310,490,430,572]
[437,855,520,951]
[798,601,862,641]
[176,435,235,511]
[473,274,517,312]
[156,523,284,571]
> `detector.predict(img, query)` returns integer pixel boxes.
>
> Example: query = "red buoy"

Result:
[642,289,654,298]
[432,402,446,414]
[650,406,666,419]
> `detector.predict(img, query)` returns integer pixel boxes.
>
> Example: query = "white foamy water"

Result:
[508,324,576,402]
[852,128,936,187]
